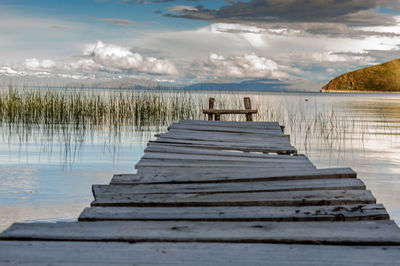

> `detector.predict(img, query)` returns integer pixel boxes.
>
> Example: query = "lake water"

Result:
[1,90,400,231]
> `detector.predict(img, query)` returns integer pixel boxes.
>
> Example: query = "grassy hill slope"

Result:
[322,59,400,92]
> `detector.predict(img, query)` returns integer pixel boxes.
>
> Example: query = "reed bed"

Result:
[1,86,200,128]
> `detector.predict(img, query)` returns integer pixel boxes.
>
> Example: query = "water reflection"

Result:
[1,90,400,230]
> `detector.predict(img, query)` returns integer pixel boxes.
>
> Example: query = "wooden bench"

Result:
[203,97,258,121]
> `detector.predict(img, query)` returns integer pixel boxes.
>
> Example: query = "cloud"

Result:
[107,21,400,83]
[167,5,198,13]
[0,65,90,80]
[97,18,136,26]
[0,66,23,76]
[83,40,178,75]
[201,53,288,79]
[65,58,98,72]
[199,21,400,39]
[51,25,68,30]
[170,0,398,24]
[119,0,175,4]
[208,23,266,34]
[118,0,201,4]
[24,58,56,70]
[0,41,178,81]
[166,0,400,38]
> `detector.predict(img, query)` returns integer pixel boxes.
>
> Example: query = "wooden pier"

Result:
[1,120,400,265]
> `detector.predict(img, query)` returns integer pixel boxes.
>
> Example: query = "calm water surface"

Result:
[1,91,400,230]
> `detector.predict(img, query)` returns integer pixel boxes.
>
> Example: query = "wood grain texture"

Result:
[93,179,365,196]
[1,241,400,266]
[91,189,376,207]
[142,152,309,163]
[244,97,253,121]
[134,159,316,169]
[168,125,286,135]
[111,168,357,184]
[150,139,297,154]
[153,136,293,147]
[145,144,302,159]
[2,221,399,245]
[79,204,389,222]
[162,130,292,143]
[169,124,286,134]
[207,98,215,121]
[139,151,311,162]
[202,109,258,114]
[136,157,312,165]
[177,120,281,128]
[158,132,290,144]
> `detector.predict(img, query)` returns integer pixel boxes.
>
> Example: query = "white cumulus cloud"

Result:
[0,66,23,76]
[24,58,56,70]
[206,53,288,79]
[84,41,178,75]
[311,52,348,62]
[0,41,179,82]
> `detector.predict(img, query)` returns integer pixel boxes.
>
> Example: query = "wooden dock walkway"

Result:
[1,120,400,265]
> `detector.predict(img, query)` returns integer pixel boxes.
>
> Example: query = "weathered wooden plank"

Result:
[135,164,315,171]
[2,221,399,245]
[153,137,293,147]
[137,157,311,165]
[111,168,357,185]
[148,142,297,154]
[79,204,389,222]
[135,159,316,169]
[179,119,280,125]
[1,241,400,266]
[158,132,290,144]
[156,129,289,144]
[94,179,365,197]
[164,127,286,137]
[178,120,281,129]
[91,190,375,207]
[169,124,286,135]
[203,109,258,115]
[168,124,283,134]
[145,143,302,159]
[141,153,312,164]
[151,139,297,154]
[172,122,284,133]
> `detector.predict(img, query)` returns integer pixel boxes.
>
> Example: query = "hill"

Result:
[322,59,400,92]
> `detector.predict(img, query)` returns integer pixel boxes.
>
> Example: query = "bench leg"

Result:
[244,97,253,121]
[208,98,215,120]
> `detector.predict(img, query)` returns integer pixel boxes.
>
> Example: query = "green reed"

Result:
[0,86,201,128]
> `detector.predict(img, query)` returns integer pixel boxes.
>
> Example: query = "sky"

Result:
[1,0,400,87]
